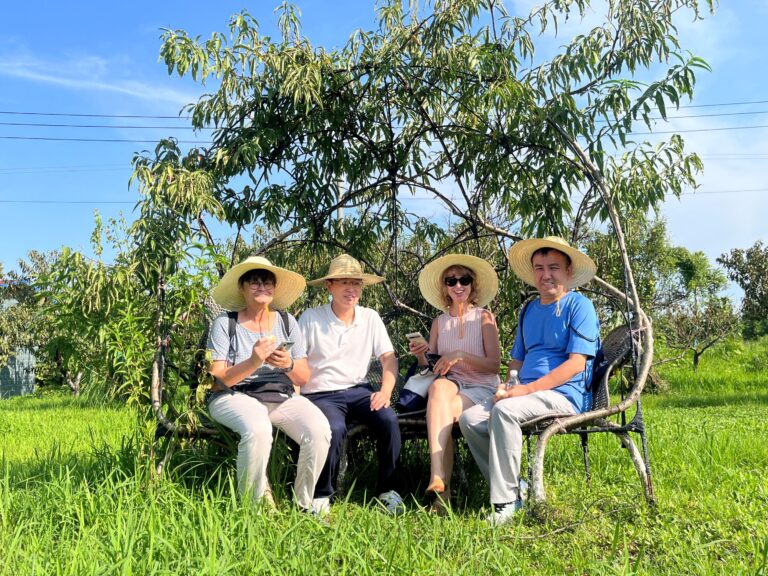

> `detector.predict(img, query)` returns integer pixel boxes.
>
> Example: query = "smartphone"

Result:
[406,332,428,347]
[277,341,295,352]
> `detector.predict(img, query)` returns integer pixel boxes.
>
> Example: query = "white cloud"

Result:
[0,53,195,106]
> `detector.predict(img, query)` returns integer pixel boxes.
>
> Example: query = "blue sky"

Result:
[1,1,766,297]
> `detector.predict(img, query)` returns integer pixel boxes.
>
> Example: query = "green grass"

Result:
[1,353,767,575]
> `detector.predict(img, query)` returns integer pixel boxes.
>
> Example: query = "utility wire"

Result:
[2,187,765,206]
[0,121,211,130]
[0,110,766,129]
[0,136,210,144]
[0,110,190,119]
[2,99,768,118]
[3,123,768,143]
[0,200,135,204]
[633,124,768,135]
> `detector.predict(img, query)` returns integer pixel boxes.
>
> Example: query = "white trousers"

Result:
[459,390,576,504]
[208,391,331,510]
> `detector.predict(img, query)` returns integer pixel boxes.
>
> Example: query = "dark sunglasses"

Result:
[443,275,473,287]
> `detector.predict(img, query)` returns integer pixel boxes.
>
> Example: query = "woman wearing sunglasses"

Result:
[412,254,501,512]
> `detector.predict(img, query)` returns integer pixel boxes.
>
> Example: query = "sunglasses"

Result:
[443,275,473,287]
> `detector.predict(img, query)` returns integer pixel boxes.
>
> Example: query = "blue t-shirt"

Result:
[510,291,600,412]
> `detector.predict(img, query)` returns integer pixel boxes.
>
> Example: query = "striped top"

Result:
[436,307,500,388]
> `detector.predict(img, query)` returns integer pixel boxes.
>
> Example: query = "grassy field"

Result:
[1,344,767,575]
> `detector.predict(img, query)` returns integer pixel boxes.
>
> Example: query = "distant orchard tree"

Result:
[662,297,738,371]
[718,241,768,339]
[586,213,737,369]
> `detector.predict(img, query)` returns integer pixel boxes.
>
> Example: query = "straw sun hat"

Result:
[211,256,306,311]
[508,236,596,289]
[418,254,499,311]
[307,254,385,286]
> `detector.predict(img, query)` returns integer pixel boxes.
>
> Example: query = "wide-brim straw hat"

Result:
[211,256,306,311]
[307,254,385,286]
[418,254,499,311]
[508,236,596,288]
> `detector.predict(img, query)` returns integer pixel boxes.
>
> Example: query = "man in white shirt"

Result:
[299,254,403,514]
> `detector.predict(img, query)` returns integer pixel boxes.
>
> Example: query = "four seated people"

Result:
[205,239,601,519]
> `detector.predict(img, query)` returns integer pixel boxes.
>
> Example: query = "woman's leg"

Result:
[269,396,332,510]
[425,378,472,490]
[208,392,273,504]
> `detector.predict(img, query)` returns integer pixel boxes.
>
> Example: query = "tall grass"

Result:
[1,345,767,575]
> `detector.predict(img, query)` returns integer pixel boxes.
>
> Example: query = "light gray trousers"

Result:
[459,390,576,504]
[208,391,331,510]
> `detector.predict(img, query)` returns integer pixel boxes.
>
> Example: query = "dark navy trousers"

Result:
[305,383,401,498]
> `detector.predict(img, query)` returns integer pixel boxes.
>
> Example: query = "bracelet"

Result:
[286,359,295,372]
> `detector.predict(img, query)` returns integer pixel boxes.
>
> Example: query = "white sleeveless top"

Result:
[436,307,500,388]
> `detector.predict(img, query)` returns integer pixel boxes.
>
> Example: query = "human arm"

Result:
[209,337,278,387]
[432,310,502,376]
[370,351,398,411]
[494,358,524,398]
[496,353,587,400]
[408,318,437,365]
[284,357,310,387]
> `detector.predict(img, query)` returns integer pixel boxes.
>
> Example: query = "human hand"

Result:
[432,351,462,376]
[265,347,292,369]
[251,337,277,367]
[408,340,430,356]
[370,390,391,411]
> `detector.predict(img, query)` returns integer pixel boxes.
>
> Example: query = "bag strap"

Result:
[277,309,291,340]
[519,299,533,355]
[226,310,238,366]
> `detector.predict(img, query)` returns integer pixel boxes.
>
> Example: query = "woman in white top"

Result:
[206,256,331,513]
[410,254,501,511]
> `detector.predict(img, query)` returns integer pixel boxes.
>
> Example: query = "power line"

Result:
[2,124,768,144]
[680,188,768,195]
[0,136,210,144]
[596,109,768,123]
[0,110,190,120]
[676,99,768,109]
[633,124,768,135]
[0,163,130,176]
[0,121,211,130]
[2,186,764,206]
[0,110,766,130]
[0,200,135,204]
[1,98,768,122]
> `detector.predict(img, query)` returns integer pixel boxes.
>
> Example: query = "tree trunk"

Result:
[66,371,82,396]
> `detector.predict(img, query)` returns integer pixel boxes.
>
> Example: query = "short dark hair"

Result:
[238,268,277,286]
[530,247,572,267]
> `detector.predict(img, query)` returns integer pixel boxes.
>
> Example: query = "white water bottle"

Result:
[507,369,520,389]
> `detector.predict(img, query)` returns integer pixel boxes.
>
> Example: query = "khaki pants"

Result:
[459,391,576,504]
[208,391,331,510]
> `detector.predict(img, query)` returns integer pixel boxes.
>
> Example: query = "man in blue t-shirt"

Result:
[459,236,600,525]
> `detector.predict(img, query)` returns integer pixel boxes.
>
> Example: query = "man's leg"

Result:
[347,384,401,495]
[269,395,332,510]
[303,391,348,499]
[458,397,493,483]
[489,391,576,504]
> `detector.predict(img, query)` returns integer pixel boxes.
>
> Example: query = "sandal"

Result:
[426,476,451,515]
[428,488,452,515]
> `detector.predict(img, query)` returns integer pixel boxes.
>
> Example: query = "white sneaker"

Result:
[377,490,406,515]
[486,499,524,526]
[311,497,331,517]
